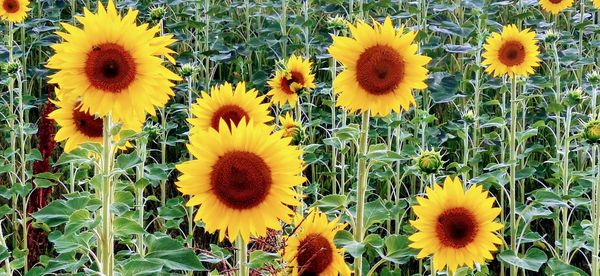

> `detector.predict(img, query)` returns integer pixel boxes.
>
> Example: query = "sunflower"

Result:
[594,0,600,9]
[47,0,181,128]
[0,0,29,23]
[188,82,272,134]
[539,0,575,14]
[176,120,305,242]
[283,208,351,276]
[267,54,316,107]
[278,112,303,143]
[328,17,431,117]
[49,89,139,152]
[409,177,503,273]
[482,25,541,78]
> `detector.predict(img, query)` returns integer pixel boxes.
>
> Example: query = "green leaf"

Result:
[115,153,141,171]
[114,217,146,237]
[363,199,391,229]
[312,195,347,211]
[498,248,547,271]
[32,200,74,227]
[145,235,202,271]
[545,257,589,275]
[248,250,279,269]
[120,259,164,276]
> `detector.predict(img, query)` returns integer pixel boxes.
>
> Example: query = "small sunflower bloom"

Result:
[283,208,351,276]
[279,112,305,145]
[0,0,29,23]
[267,55,316,108]
[482,25,541,78]
[409,177,503,273]
[584,120,600,144]
[47,0,181,128]
[416,149,444,175]
[564,88,584,107]
[539,0,575,14]
[176,121,305,242]
[328,17,431,116]
[188,82,272,134]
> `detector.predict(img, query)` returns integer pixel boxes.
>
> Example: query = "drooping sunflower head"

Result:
[583,120,600,144]
[47,0,181,128]
[415,148,444,175]
[409,176,503,273]
[176,121,305,242]
[188,81,273,134]
[482,24,541,78]
[283,208,351,276]
[267,54,316,108]
[328,17,431,117]
[0,0,29,23]
[49,89,140,152]
[279,112,304,144]
[539,0,575,14]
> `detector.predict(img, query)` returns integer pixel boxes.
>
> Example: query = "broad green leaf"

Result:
[145,235,202,271]
[498,248,547,271]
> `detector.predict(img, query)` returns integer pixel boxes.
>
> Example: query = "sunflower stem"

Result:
[561,106,572,262]
[186,75,197,255]
[592,145,600,275]
[7,21,19,253]
[330,31,339,194]
[509,76,518,276]
[101,115,115,276]
[135,137,147,257]
[236,236,249,276]
[354,111,370,276]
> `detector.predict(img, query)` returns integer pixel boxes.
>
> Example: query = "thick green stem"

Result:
[561,107,572,261]
[236,236,249,276]
[101,115,114,276]
[135,138,147,257]
[592,146,600,275]
[354,111,370,276]
[509,77,518,276]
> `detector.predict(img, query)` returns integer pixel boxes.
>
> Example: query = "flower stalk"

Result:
[509,76,518,276]
[354,111,370,275]
[237,236,249,276]
[101,115,115,276]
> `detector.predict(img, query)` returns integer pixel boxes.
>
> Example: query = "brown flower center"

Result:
[435,207,479,248]
[498,41,526,66]
[355,45,405,95]
[297,233,333,275]
[3,0,19,13]
[210,105,249,131]
[548,0,563,3]
[280,71,305,95]
[85,43,137,93]
[72,107,103,138]
[210,151,272,210]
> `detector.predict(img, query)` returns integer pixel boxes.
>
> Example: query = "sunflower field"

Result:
[1,0,600,275]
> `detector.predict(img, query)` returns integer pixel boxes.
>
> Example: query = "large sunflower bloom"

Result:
[0,0,29,23]
[267,54,316,107]
[176,121,305,242]
[409,177,503,273]
[47,0,181,127]
[328,17,431,117]
[49,89,139,152]
[539,0,575,14]
[283,208,351,276]
[188,81,272,134]
[482,25,541,78]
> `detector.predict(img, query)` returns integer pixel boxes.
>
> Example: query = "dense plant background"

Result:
[1,0,600,275]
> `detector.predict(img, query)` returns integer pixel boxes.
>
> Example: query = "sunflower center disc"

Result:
[85,43,137,93]
[3,0,19,12]
[498,41,526,66]
[548,0,563,3]
[210,151,272,209]
[210,105,249,131]
[355,45,405,95]
[297,233,333,275]
[435,207,478,248]
[72,107,103,137]
[281,71,305,95]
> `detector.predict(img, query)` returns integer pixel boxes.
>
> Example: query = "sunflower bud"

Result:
[583,120,600,144]
[2,62,19,75]
[416,149,444,175]
[279,113,304,145]
[149,6,166,21]
[179,63,197,78]
[463,110,475,123]
[587,70,600,87]
[543,29,559,43]
[326,15,346,31]
[564,88,584,107]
